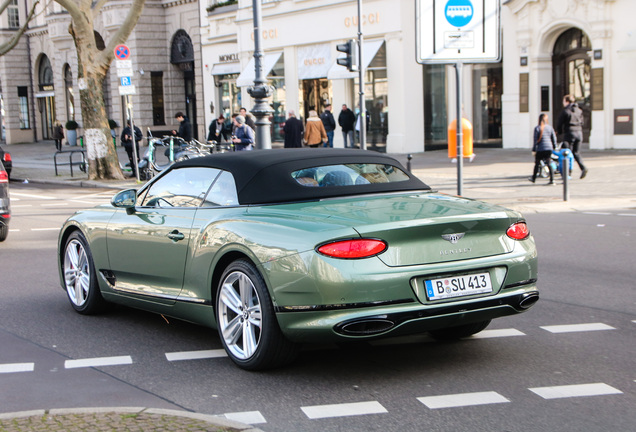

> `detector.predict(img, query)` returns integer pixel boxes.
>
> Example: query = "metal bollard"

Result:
[562,150,570,201]
[407,154,412,172]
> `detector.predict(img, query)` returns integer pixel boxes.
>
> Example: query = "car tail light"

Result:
[506,222,530,240]
[0,170,8,183]
[2,152,10,162]
[317,239,387,259]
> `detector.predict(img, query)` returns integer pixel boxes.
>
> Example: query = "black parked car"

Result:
[0,159,10,241]
[0,146,11,179]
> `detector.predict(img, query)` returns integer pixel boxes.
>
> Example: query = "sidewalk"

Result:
[0,407,264,432]
[4,140,636,213]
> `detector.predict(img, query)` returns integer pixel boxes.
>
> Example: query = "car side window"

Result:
[141,167,220,208]
[201,171,239,207]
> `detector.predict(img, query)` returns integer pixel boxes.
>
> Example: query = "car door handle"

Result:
[167,230,185,241]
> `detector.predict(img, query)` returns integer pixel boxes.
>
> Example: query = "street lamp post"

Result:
[248,0,273,150]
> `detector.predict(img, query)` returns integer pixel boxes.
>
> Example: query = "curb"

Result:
[0,407,264,432]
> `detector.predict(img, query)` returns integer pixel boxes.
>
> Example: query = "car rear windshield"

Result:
[291,163,410,187]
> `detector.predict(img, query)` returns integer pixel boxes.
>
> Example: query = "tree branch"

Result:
[0,0,40,56]
[97,0,146,65]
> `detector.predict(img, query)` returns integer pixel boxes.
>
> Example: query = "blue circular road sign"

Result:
[445,0,474,28]
[114,44,130,60]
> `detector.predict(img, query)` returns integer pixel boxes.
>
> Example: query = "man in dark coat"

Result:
[120,120,143,177]
[338,104,356,148]
[556,94,587,178]
[283,111,304,148]
[320,104,336,147]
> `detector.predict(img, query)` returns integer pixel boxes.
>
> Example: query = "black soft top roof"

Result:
[172,148,430,204]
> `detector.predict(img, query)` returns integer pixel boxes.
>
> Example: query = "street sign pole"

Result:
[114,44,139,181]
[455,61,463,196]
[357,0,366,150]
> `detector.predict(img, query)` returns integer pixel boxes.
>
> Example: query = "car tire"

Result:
[62,231,106,315]
[216,259,298,370]
[429,320,491,341]
[0,224,7,242]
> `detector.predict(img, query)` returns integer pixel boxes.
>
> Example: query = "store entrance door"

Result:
[301,78,331,119]
[552,28,592,142]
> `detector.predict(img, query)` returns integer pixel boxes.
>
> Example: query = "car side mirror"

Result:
[111,189,137,211]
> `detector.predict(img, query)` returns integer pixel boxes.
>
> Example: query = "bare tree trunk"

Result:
[57,0,146,180]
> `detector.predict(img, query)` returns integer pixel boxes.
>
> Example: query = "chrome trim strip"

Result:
[274,298,415,313]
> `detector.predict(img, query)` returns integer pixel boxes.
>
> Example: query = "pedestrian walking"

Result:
[320,104,336,148]
[172,111,192,142]
[52,120,64,151]
[556,94,588,178]
[240,107,256,130]
[529,113,557,184]
[338,104,356,148]
[231,115,254,151]
[208,115,226,143]
[304,110,327,148]
[283,111,304,148]
[120,120,142,177]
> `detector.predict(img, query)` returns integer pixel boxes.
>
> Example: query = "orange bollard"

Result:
[448,118,474,158]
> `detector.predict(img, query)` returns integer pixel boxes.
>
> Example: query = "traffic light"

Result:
[336,39,359,72]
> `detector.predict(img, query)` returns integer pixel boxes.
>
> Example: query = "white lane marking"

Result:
[31,228,60,231]
[418,391,510,409]
[540,323,615,333]
[41,203,69,207]
[224,411,267,424]
[165,349,227,361]
[9,192,55,200]
[582,212,610,215]
[468,328,525,339]
[301,401,388,419]
[8,229,20,232]
[529,383,622,399]
[0,363,35,373]
[9,205,32,208]
[65,355,133,369]
[618,213,636,217]
[69,200,103,205]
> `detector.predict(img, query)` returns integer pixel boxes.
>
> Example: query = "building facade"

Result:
[0,0,206,145]
[2,0,635,153]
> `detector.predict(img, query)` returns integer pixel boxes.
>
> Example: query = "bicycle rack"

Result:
[54,150,87,177]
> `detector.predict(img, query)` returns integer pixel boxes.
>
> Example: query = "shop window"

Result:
[18,86,30,129]
[423,64,447,150]
[151,72,165,125]
[217,74,240,119]
[472,63,503,144]
[353,43,388,152]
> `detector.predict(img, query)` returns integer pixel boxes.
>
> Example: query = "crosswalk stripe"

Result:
[417,391,510,409]
[529,383,622,399]
[0,362,35,373]
[540,323,615,333]
[224,411,267,424]
[165,349,227,361]
[65,356,133,369]
[301,401,387,419]
[469,328,525,338]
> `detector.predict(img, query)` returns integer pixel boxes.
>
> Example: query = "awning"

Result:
[618,30,636,55]
[236,52,283,87]
[298,43,331,80]
[211,62,241,76]
[327,39,384,80]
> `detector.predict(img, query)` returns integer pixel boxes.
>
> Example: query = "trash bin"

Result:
[448,118,474,158]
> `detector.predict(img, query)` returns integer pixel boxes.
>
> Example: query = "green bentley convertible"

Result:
[58,148,538,370]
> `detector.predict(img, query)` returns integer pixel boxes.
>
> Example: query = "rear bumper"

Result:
[276,285,538,343]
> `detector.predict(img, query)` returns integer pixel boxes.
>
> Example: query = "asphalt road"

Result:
[1,183,635,432]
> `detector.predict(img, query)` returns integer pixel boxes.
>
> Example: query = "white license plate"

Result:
[425,272,493,301]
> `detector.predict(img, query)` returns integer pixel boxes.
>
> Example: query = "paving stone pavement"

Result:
[0,408,263,432]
